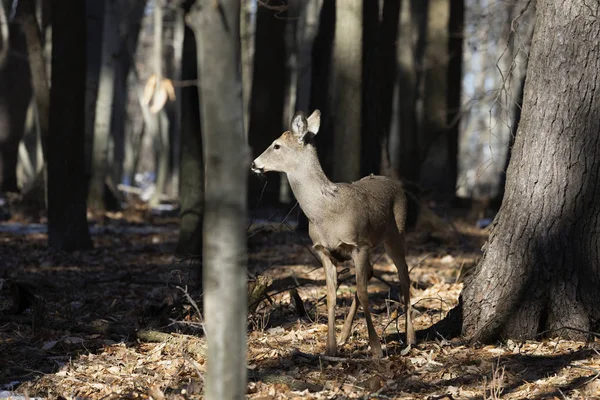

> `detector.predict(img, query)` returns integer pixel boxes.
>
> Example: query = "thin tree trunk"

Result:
[0,12,31,193]
[248,3,286,207]
[332,0,362,182]
[48,0,92,250]
[361,0,380,176]
[309,0,334,177]
[150,0,169,208]
[419,0,451,193]
[240,0,255,140]
[16,0,48,159]
[85,0,104,194]
[0,0,8,67]
[88,0,119,211]
[186,1,249,397]
[176,16,203,260]
[458,0,600,343]
[445,0,463,195]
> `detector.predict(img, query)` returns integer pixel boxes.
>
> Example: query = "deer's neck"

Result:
[286,151,338,223]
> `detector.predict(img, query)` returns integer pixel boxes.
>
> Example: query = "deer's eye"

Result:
[273,144,281,150]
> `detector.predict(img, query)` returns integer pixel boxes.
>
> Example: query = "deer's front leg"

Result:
[317,250,338,356]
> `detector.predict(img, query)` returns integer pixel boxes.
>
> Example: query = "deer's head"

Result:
[251,110,321,175]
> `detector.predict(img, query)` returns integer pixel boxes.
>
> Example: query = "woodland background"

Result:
[2,0,600,399]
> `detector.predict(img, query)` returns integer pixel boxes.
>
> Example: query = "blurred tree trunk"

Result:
[360,0,380,176]
[445,0,463,196]
[186,0,249,398]
[0,6,31,193]
[378,0,400,178]
[88,0,119,211]
[0,0,7,67]
[492,0,536,209]
[419,0,451,193]
[389,0,427,184]
[176,2,203,260]
[456,0,534,202]
[309,0,334,177]
[110,0,147,199]
[296,0,322,114]
[248,3,286,207]
[332,0,362,182]
[150,0,169,208]
[457,0,600,343]
[85,0,104,195]
[48,0,92,250]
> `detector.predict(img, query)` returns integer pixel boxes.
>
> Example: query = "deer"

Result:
[251,110,415,358]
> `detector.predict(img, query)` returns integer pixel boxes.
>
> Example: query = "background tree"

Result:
[186,0,249,398]
[457,0,600,341]
[0,1,31,194]
[47,0,92,250]
[331,0,362,182]
[247,3,286,207]
[176,0,203,260]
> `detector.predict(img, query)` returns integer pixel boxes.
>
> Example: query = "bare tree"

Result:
[455,0,600,342]
[47,0,92,250]
[176,0,203,260]
[0,2,31,193]
[88,0,119,210]
[332,0,362,182]
[186,0,249,398]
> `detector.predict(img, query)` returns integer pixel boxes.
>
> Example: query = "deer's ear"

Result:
[291,112,308,143]
[307,110,321,134]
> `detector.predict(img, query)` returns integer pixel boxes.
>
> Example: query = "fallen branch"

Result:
[136,329,206,358]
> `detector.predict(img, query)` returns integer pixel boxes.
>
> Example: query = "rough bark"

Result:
[186,1,249,398]
[460,0,600,342]
[47,0,92,250]
[332,0,362,183]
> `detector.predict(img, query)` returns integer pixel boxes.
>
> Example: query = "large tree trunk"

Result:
[47,0,92,250]
[332,0,362,183]
[459,0,600,342]
[186,1,249,398]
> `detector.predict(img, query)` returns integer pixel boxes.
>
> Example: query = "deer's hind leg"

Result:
[384,231,416,346]
[339,263,373,345]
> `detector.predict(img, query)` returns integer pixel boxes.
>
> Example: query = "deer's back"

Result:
[309,175,406,253]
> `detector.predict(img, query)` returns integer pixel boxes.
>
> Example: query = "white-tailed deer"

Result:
[251,110,415,358]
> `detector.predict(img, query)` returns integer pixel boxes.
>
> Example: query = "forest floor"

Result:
[1,204,600,399]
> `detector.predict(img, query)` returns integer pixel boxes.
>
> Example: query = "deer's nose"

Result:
[251,161,257,170]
